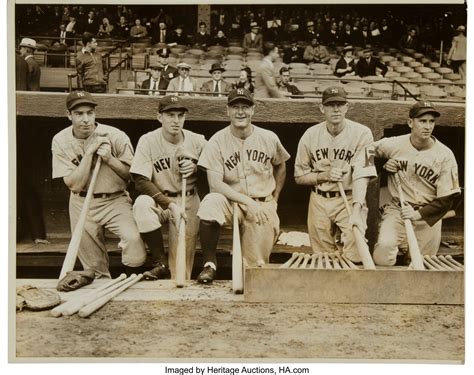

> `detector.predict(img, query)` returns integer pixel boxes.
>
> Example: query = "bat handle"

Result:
[180,177,187,211]
[337,182,352,215]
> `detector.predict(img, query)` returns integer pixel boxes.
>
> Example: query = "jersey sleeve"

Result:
[197,136,224,174]
[294,132,313,177]
[271,133,291,165]
[130,135,153,179]
[436,150,461,198]
[352,128,377,180]
[112,131,134,166]
[51,137,76,179]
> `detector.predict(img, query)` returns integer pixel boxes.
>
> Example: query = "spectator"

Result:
[447,25,467,79]
[229,14,243,39]
[355,48,388,77]
[379,18,394,47]
[65,15,77,40]
[277,67,303,96]
[130,18,148,40]
[212,8,230,34]
[265,15,283,43]
[255,43,286,98]
[303,20,319,42]
[168,25,188,46]
[193,22,211,49]
[18,38,41,91]
[15,53,29,91]
[58,23,68,46]
[139,62,168,95]
[98,17,114,39]
[48,41,68,67]
[339,23,355,46]
[399,27,419,50]
[167,62,198,96]
[243,22,263,51]
[283,39,304,64]
[232,67,255,93]
[369,21,381,46]
[76,32,108,93]
[325,21,339,47]
[200,63,233,97]
[84,10,99,35]
[334,45,356,77]
[61,6,71,24]
[303,37,331,64]
[114,16,130,39]
[211,30,229,47]
[155,21,168,44]
[358,23,372,47]
[157,48,178,87]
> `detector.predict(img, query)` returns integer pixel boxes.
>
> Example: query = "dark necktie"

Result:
[214,81,219,96]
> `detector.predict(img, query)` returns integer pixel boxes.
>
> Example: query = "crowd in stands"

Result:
[16,4,466,97]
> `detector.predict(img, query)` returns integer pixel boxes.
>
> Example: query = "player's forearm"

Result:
[294,172,319,186]
[418,194,458,226]
[272,163,286,202]
[132,173,172,208]
[103,156,130,181]
[208,172,255,207]
[352,177,370,206]
[63,152,95,193]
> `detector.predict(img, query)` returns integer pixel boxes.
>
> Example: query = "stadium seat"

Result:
[444,73,461,81]
[294,80,317,93]
[226,54,244,61]
[415,66,432,74]
[371,82,392,98]
[423,72,442,80]
[435,67,453,75]
[228,46,244,54]
[224,60,244,70]
[402,72,421,79]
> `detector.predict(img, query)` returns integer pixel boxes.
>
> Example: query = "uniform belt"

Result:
[252,195,273,202]
[312,187,351,198]
[163,188,195,197]
[77,191,123,199]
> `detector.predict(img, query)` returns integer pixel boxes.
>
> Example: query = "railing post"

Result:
[118,42,122,82]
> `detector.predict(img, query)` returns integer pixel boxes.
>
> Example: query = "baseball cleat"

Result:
[143,263,171,280]
[197,265,216,284]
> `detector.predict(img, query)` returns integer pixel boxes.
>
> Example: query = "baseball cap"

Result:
[177,62,192,70]
[227,88,254,106]
[66,90,97,110]
[409,101,440,118]
[158,95,189,113]
[321,86,347,105]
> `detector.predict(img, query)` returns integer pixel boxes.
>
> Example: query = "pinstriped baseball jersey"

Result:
[130,128,206,193]
[198,125,290,198]
[51,123,133,193]
[358,134,460,205]
[294,119,374,191]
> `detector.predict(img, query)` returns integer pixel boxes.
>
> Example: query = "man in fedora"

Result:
[355,48,388,78]
[167,62,198,96]
[157,48,178,87]
[200,63,232,97]
[243,22,263,51]
[139,62,169,96]
[19,38,41,91]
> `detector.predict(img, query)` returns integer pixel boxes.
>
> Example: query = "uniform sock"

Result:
[200,220,220,267]
[141,229,168,266]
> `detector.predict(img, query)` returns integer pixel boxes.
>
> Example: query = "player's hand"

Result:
[383,159,401,173]
[168,202,188,227]
[245,200,269,225]
[327,167,347,182]
[178,159,197,178]
[85,135,110,155]
[96,142,112,162]
[350,203,365,230]
[400,204,421,221]
[150,205,172,224]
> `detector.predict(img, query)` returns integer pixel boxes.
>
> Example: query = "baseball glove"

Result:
[57,269,95,292]
[16,285,61,311]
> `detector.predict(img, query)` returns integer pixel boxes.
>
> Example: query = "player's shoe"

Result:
[197,265,216,284]
[143,263,171,280]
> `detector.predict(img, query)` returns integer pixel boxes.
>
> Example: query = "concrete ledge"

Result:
[244,266,464,305]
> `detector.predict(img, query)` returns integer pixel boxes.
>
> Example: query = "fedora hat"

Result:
[19,38,37,50]
[209,63,226,74]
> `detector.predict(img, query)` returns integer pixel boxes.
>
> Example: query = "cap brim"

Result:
[412,108,440,118]
[228,97,254,105]
[68,99,97,110]
[322,97,347,105]
[159,104,189,113]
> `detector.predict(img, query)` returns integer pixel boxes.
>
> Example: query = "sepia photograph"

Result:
[9,0,467,365]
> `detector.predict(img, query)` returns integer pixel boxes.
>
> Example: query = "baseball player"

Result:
[294,86,374,262]
[351,101,461,265]
[196,88,290,283]
[51,91,146,284]
[130,95,206,280]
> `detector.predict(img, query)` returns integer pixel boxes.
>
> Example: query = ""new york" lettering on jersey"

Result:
[398,162,440,185]
[153,157,171,173]
[312,148,354,163]
[224,149,271,171]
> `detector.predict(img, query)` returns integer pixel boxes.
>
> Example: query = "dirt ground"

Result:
[15,300,464,361]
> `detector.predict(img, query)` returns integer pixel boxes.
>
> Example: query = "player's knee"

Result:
[373,246,397,266]
[133,194,155,211]
[197,193,228,224]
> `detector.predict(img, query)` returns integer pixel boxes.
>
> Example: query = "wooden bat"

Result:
[422,258,437,270]
[232,202,244,294]
[439,255,463,271]
[330,254,342,269]
[317,253,323,269]
[51,273,128,317]
[300,254,311,268]
[394,173,424,270]
[338,182,376,270]
[335,252,350,269]
[446,255,464,270]
[59,157,102,281]
[78,274,143,318]
[309,254,317,269]
[175,177,187,288]
[323,252,332,269]
[430,255,456,271]
[290,253,305,269]
[342,254,360,269]
[423,255,447,271]
[279,252,298,268]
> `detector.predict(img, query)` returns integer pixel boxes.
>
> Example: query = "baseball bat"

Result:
[317,253,323,269]
[300,254,311,268]
[175,177,187,288]
[439,255,463,271]
[422,258,437,270]
[335,252,350,269]
[394,173,425,270]
[52,273,128,317]
[446,255,464,269]
[323,252,332,269]
[338,182,376,270]
[232,202,244,294]
[330,254,342,269]
[280,252,298,268]
[59,157,102,281]
[423,255,446,271]
[342,254,360,269]
[430,255,456,271]
[290,253,305,268]
[78,274,143,318]
[309,254,317,269]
